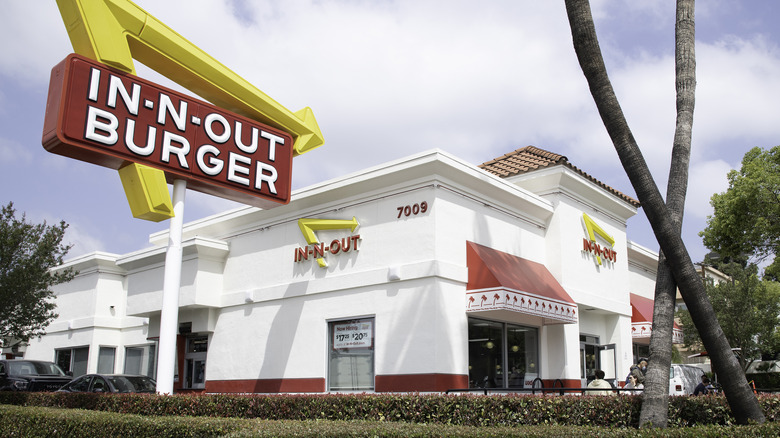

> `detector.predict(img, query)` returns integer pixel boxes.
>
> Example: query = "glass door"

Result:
[580,334,600,385]
[468,318,539,389]
[183,335,208,389]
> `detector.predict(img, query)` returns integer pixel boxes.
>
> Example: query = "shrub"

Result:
[4,405,780,437]
[1,391,779,429]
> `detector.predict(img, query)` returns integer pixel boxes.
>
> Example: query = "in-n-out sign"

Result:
[295,217,361,268]
[43,55,293,208]
[582,213,617,265]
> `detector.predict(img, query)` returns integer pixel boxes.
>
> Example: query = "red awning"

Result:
[466,241,577,324]
[630,293,683,344]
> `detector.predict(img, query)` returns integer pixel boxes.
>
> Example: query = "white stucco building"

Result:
[8,146,672,393]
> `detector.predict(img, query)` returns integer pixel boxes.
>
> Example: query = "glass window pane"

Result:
[147,344,157,379]
[73,347,89,377]
[68,375,92,392]
[124,347,143,375]
[468,318,538,389]
[56,349,72,374]
[97,347,116,374]
[125,344,157,378]
[468,319,504,388]
[328,318,374,391]
[506,324,539,388]
[187,336,208,353]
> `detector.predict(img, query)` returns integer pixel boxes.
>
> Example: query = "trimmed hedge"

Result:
[0,405,243,438]
[3,405,780,437]
[1,392,779,428]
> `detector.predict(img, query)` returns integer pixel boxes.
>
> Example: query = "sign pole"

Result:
[155,178,187,394]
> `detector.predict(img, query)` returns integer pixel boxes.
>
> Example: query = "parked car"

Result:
[669,364,705,395]
[0,360,73,392]
[57,374,156,393]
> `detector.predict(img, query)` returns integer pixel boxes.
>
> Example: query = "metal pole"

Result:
[156,179,187,394]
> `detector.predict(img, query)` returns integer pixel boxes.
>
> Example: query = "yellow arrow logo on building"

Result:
[582,213,616,265]
[298,217,360,268]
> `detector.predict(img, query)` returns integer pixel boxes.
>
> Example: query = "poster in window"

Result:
[333,321,373,349]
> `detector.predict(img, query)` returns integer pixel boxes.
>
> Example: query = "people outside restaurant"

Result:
[637,359,648,376]
[694,375,713,395]
[624,373,644,395]
[624,359,648,385]
[587,369,613,395]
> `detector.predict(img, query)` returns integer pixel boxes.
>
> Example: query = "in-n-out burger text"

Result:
[294,235,361,263]
[582,238,617,263]
[42,54,294,207]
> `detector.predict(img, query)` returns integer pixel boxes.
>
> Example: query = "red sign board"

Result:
[42,54,294,208]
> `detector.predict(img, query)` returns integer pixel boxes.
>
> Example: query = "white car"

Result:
[669,364,705,395]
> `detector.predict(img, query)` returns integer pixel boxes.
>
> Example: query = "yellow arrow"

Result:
[298,217,360,267]
[56,0,324,156]
[582,213,615,265]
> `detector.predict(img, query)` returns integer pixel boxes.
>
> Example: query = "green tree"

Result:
[677,265,780,372]
[0,202,76,347]
[701,146,780,269]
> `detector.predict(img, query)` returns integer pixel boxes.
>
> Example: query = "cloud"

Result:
[0,3,71,85]
[1,0,778,262]
[695,36,780,155]
[684,158,732,220]
[0,137,34,166]
[63,222,111,258]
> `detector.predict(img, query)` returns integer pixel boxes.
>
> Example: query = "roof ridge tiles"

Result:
[479,145,640,208]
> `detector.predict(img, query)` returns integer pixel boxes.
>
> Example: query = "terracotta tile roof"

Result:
[479,146,640,207]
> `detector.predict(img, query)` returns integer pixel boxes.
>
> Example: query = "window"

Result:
[97,347,116,374]
[468,318,539,388]
[328,317,374,391]
[183,335,208,389]
[124,344,157,378]
[56,347,89,377]
[68,375,93,392]
[92,376,109,392]
[632,343,650,366]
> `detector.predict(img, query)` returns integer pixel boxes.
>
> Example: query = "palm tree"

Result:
[564,0,764,426]
[639,0,696,427]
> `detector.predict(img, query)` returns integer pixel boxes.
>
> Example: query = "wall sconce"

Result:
[387,266,401,281]
[485,341,495,350]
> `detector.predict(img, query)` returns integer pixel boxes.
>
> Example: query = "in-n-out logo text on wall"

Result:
[581,213,617,265]
[295,217,361,268]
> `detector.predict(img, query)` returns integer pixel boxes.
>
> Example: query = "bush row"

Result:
[4,405,780,438]
[2,392,780,428]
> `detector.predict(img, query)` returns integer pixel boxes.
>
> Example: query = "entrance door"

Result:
[580,334,600,386]
[599,343,617,383]
[183,335,208,389]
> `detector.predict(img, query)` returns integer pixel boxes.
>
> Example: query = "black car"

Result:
[0,360,73,391]
[58,374,157,393]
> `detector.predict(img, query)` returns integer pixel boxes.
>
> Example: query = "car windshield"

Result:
[106,376,156,393]
[7,361,67,376]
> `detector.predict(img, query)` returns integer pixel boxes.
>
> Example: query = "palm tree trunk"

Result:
[564,0,765,425]
[640,0,696,428]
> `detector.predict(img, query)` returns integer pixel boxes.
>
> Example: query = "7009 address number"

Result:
[396,201,428,218]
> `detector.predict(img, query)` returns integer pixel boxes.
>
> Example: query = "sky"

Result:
[1,0,778,267]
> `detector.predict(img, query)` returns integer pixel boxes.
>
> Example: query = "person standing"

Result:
[693,375,711,396]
